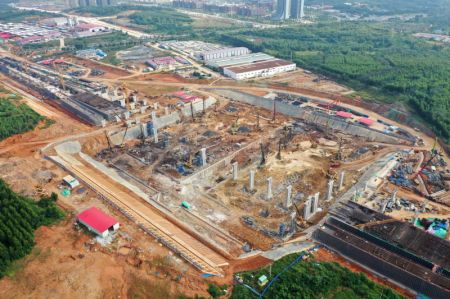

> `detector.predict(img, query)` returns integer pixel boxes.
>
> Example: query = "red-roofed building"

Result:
[77,207,119,237]
[336,111,353,119]
[358,117,375,126]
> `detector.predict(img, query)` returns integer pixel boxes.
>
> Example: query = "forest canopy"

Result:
[0,179,64,277]
[206,21,450,143]
[0,94,44,141]
[231,255,405,299]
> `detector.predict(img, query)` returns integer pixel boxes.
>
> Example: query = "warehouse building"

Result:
[206,52,275,69]
[223,59,296,80]
[198,47,250,61]
[77,207,119,238]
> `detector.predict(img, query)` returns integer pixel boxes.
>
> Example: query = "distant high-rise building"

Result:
[276,0,305,20]
[291,0,305,19]
[275,0,291,20]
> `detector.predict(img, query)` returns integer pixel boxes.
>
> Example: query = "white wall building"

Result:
[199,47,251,61]
[223,59,296,80]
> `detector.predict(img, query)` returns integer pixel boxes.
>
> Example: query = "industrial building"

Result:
[77,207,119,238]
[223,59,296,80]
[206,52,275,69]
[145,56,178,70]
[198,47,251,61]
[0,56,126,126]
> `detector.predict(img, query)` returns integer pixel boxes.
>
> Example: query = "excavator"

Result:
[413,137,440,180]
[230,115,240,135]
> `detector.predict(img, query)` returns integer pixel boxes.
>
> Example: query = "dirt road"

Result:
[54,152,228,275]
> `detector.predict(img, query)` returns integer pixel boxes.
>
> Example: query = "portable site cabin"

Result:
[62,175,80,190]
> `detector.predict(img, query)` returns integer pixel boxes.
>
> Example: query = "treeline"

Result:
[0,179,64,277]
[206,21,450,143]
[308,0,450,30]
[0,96,44,140]
[69,5,149,17]
[0,0,60,22]
[231,255,404,299]
[129,8,193,35]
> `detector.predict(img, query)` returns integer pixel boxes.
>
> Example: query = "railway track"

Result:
[55,153,227,275]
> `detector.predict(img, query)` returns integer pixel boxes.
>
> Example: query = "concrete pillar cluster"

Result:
[326,179,334,201]
[267,177,273,200]
[232,162,238,180]
[338,171,345,191]
[303,192,320,220]
[152,127,158,143]
[303,198,312,220]
[249,170,255,191]
[200,148,207,166]
[141,123,148,138]
[285,185,293,208]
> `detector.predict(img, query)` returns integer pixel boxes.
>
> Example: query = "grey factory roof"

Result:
[206,52,275,68]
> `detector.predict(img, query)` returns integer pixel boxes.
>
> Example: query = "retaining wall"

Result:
[210,89,414,145]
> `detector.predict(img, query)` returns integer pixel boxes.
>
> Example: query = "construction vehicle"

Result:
[104,131,113,152]
[185,153,194,168]
[356,218,398,228]
[413,137,440,180]
[230,115,240,135]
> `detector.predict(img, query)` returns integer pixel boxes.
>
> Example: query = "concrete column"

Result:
[119,99,125,107]
[115,115,121,123]
[267,177,273,200]
[313,192,319,213]
[285,185,293,208]
[232,162,238,180]
[153,102,158,110]
[124,111,130,120]
[364,181,369,192]
[152,127,158,143]
[200,148,207,166]
[101,119,107,127]
[151,111,157,121]
[165,107,169,115]
[141,123,148,137]
[130,103,135,110]
[391,189,398,202]
[142,99,147,106]
[303,198,311,220]
[338,171,345,191]
[140,106,147,114]
[326,180,334,201]
[249,170,255,191]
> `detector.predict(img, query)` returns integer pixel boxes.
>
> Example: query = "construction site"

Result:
[1,48,448,280]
